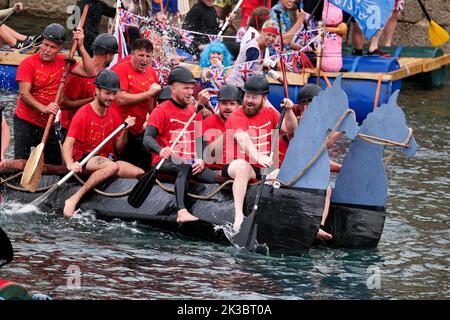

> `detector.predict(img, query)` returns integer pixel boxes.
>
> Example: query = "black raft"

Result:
[2,175,326,256]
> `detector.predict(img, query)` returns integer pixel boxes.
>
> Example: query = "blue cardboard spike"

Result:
[332,90,418,207]
[278,74,359,190]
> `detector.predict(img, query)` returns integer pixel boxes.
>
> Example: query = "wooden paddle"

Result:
[417,0,449,46]
[20,5,90,192]
[30,121,129,208]
[217,0,244,37]
[232,10,289,250]
[0,227,13,268]
[127,104,204,209]
[0,7,18,27]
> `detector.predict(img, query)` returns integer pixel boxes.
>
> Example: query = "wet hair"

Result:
[199,42,233,68]
[131,38,153,53]
[248,7,270,31]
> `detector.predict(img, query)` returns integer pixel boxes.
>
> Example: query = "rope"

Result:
[155,179,235,200]
[1,172,55,193]
[278,109,356,187]
[0,170,238,201]
[357,128,413,148]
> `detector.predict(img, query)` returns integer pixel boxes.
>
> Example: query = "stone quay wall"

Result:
[1,0,449,52]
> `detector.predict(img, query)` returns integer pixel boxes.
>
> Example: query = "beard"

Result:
[243,101,263,117]
[98,96,112,108]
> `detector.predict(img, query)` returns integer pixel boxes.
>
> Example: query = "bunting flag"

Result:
[110,2,129,68]
[208,34,222,43]
[325,31,337,41]
[180,30,194,47]
[118,7,136,30]
[238,62,254,81]
[328,0,395,40]
[209,67,226,88]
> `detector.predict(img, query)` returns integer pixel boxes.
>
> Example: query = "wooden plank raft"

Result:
[304,53,450,82]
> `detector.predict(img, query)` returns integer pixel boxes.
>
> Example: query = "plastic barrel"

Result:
[0,65,18,92]
[309,56,401,123]
[380,46,446,89]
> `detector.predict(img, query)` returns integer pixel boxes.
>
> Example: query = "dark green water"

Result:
[1,80,448,300]
[0,15,449,300]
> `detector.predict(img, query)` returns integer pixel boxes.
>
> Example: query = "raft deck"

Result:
[304,53,450,82]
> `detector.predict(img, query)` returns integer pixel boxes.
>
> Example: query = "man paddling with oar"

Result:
[62,70,143,218]
[138,67,218,223]
[222,75,298,233]
[14,20,95,189]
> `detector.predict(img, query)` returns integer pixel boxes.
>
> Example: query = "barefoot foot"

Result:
[63,197,78,218]
[177,209,199,223]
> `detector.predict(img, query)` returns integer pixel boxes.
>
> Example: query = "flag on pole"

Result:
[110,4,129,68]
[328,0,395,40]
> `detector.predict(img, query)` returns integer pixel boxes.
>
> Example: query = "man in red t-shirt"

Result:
[202,85,241,170]
[222,75,298,232]
[144,67,218,223]
[58,33,119,143]
[112,38,162,171]
[14,23,95,165]
[62,70,144,218]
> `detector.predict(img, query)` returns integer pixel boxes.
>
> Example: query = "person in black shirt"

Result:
[77,0,116,56]
[182,0,239,59]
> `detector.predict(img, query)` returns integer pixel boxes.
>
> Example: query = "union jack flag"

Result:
[208,34,222,43]
[209,67,225,88]
[118,8,135,31]
[325,31,338,41]
[238,62,254,81]
[281,54,294,72]
[180,30,194,47]
[110,2,129,68]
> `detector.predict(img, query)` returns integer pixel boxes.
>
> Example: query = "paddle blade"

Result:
[429,20,449,46]
[231,209,257,249]
[30,183,59,208]
[20,143,45,192]
[0,227,13,268]
[127,170,157,208]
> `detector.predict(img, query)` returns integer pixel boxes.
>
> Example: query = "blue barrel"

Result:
[0,64,18,92]
[309,56,402,123]
[268,82,302,111]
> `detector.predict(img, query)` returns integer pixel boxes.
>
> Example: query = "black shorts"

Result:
[13,115,62,165]
[221,163,262,180]
[54,121,68,144]
[117,132,152,172]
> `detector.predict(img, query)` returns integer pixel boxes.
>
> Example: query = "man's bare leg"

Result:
[116,160,145,178]
[227,159,256,232]
[382,11,400,47]
[1,25,26,41]
[0,25,20,46]
[317,186,333,240]
[64,157,119,218]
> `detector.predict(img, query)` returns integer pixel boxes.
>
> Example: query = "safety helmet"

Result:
[92,33,119,54]
[42,23,65,44]
[243,74,269,94]
[94,70,121,92]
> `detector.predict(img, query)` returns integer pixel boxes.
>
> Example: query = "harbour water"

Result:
[0,15,449,300]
